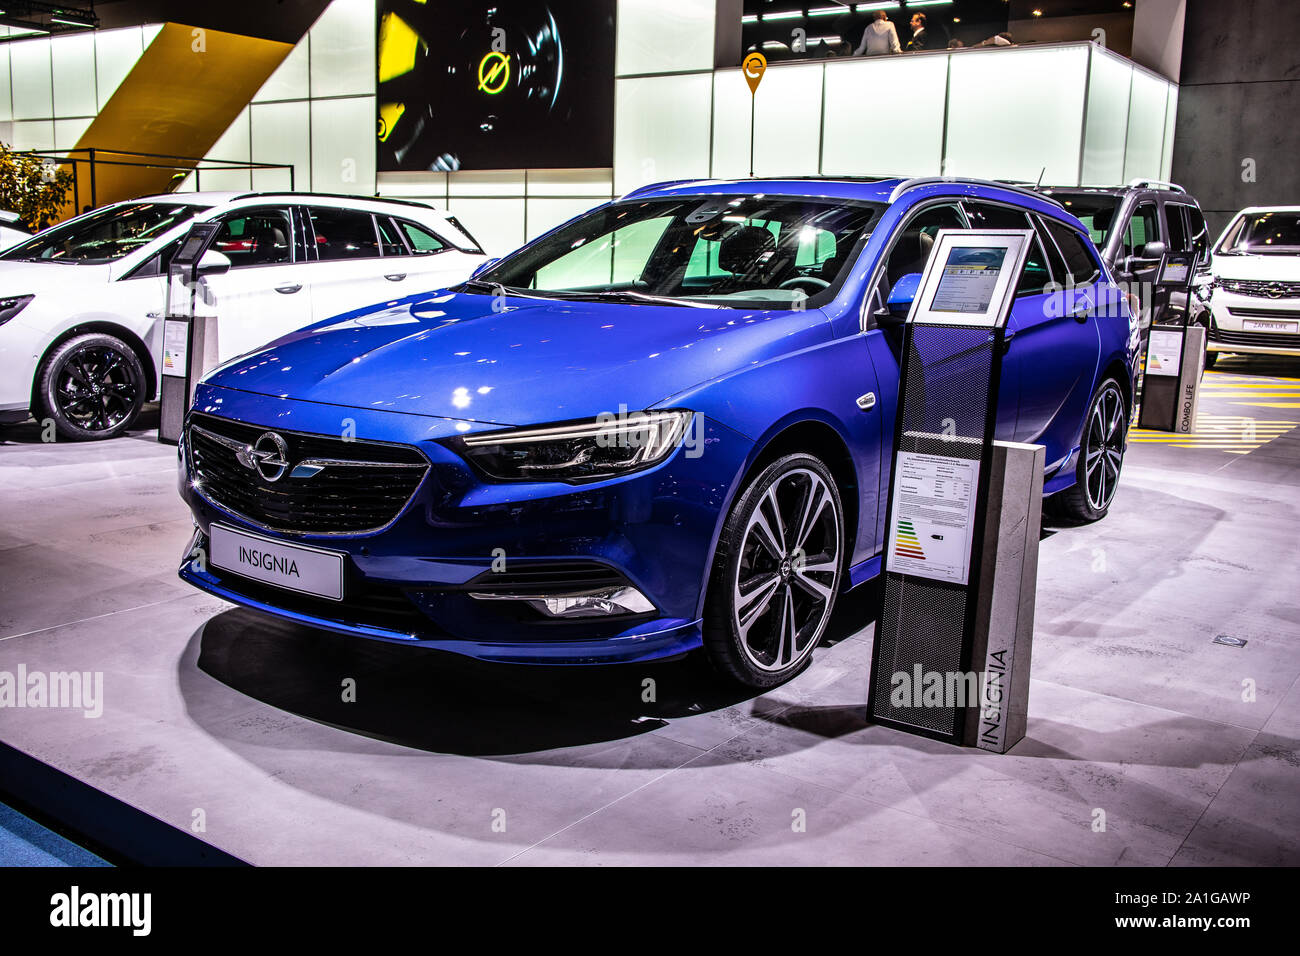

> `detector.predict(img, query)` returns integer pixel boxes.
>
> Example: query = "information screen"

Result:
[929,246,1009,315]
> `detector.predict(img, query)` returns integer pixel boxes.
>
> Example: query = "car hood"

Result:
[0,260,114,292]
[1212,253,1300,281]
[202,291,831,426]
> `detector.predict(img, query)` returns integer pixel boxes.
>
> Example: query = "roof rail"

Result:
[888,176,1065,209]
[1127,178,1186,193]
[230,190,440,209]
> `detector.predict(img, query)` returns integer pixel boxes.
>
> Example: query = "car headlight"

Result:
[457,409,693,483]
[0,295,34,327]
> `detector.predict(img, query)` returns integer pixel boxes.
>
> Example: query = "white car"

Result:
[1198,205,1300,368]
[0,192,488,439]
[0,211,30,252]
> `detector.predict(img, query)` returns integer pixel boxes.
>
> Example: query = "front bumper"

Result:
[1206,291,1300,357]
[177,385,752,665]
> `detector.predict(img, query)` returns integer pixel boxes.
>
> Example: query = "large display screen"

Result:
[929,247,1009,315]
[376,0,616,172]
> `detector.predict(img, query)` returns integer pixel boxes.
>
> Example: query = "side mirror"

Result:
[1140,240,1167,260]
[470,257,500,279]
[196,249,231,276]
[876,272,922,326]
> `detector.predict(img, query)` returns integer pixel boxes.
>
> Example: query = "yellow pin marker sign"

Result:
[743,52,767,94]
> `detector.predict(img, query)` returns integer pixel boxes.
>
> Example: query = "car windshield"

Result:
[1219,211,1300,255]
[1049,194,1121,246]
[466,194,883,309]
[1,201,208,264]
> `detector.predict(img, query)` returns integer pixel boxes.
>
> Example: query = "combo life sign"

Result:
[868,229,1042,754]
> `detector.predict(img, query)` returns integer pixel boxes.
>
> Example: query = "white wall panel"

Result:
[1160,83,1178,181]
[53,117,92,151]
[377,171,450,206]
[10,39,53,121]
[309,0,376,98]
[445,198,526,258]
[9,120,54,151]
[196,108,253,192]
[751,63,822,178]
[822,56,946,178]
[616,0,715,76]
[946,46,1088,184]
[526,197,606,242]
[250,101,310,191]
[1123,68,1170,182]
[449,170,529,198]
[1081,50,1132,185]
[94,27,146,111]
[254,37,310,102]
[526,169,613,197]
[311,96,376,194]
[52,33,96,118]
[0,47,11,123]
[710,70,752,180]
[614,74,712,195]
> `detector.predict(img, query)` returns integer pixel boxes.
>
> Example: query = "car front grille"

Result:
[188,412,429,535]
[1219,278,1300,299]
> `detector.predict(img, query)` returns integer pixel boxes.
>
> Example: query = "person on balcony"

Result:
[855,10,901,56]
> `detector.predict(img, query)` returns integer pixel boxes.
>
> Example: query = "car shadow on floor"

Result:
[184,577,884,759]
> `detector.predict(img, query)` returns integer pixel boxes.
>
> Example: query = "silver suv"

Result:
[1035,179,1210,331]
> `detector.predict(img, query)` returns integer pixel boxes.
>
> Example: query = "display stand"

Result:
[158,222,222,445]
[867,229,1042,752]
[1138,251,1205,434]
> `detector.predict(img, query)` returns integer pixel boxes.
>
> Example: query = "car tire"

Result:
[34,333,146,441]
[1053,378,1127,523]
[1203,350,1218,370]
[703,453,845,688]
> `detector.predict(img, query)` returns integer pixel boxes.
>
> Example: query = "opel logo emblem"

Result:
[236,431,290,482]
[1266,285,1284,299]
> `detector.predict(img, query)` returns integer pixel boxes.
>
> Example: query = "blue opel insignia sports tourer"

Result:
[178,177,1138,687]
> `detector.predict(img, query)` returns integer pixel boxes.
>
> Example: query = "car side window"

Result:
[212,207,294,268]
[1185,205,1209,262]
[963,201,1050,296]
[395,219,448,255]
[125,236,185,279]
[308,207,382,260]
[1165,204,1189,252]
[1042,219,1102,286]
[1121,203,1160,257]
[1033,217,1068,286]
[883,202,965,290]
[376,216,407,256]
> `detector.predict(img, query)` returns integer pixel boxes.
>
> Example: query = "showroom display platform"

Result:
[1,366,1298,867]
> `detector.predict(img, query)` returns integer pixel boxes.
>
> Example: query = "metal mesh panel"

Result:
[871,323,998,738]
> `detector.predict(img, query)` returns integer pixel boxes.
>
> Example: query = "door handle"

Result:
[999,328,1017,354]
[384,273,407,282]
[275,284,302,294]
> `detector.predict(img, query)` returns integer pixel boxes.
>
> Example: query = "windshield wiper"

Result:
[545,290,722,309]
[454,279,555,300]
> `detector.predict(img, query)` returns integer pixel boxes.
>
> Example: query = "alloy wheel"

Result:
[1084,383,1125,512]
[732,467,841,672]
[54,344,140,435]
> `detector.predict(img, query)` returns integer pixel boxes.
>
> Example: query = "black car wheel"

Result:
[704,453,844,688]
[35,333,146,441]
[1053,379,1127,522]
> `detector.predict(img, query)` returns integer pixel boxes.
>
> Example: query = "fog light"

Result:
[470,586,655,618]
